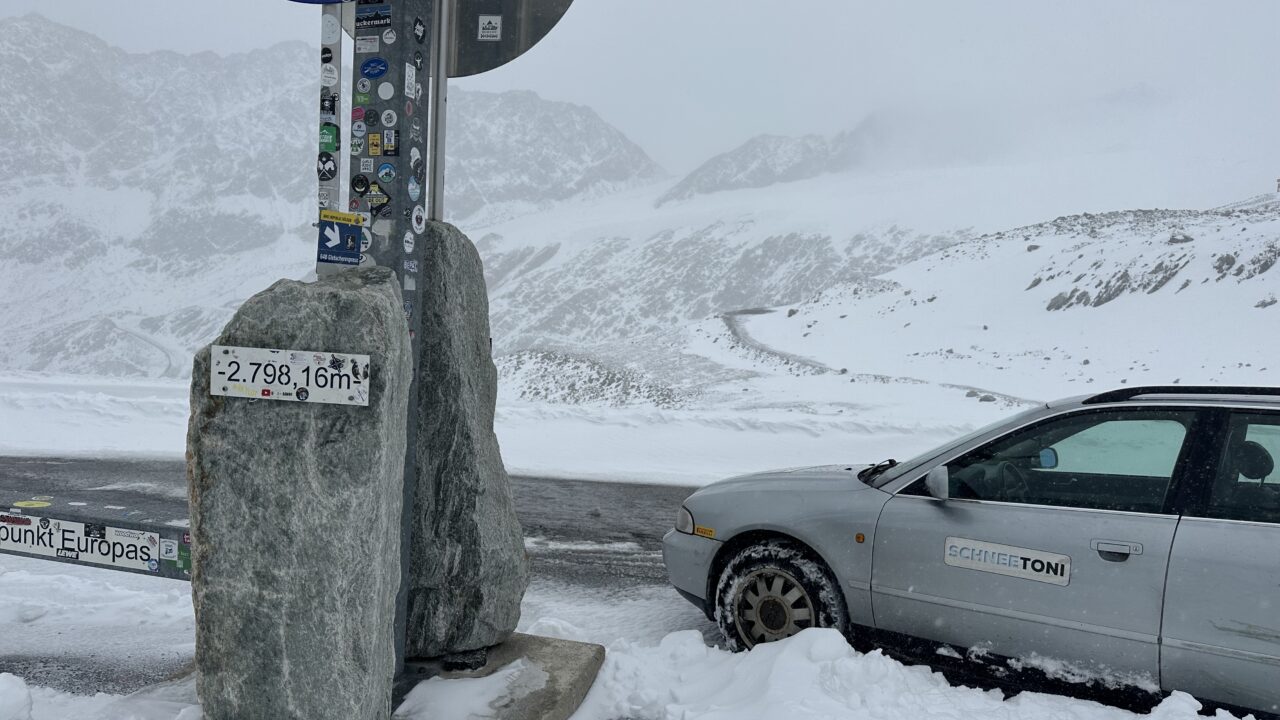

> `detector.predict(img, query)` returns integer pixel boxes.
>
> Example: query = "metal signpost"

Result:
[293,0,575,677]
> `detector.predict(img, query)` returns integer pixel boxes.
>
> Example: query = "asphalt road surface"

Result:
[0,456,698,694]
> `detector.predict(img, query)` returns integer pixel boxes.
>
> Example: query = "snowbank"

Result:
[2,628,1245,720]
[0,675,31,720]
[576,629,1237,720]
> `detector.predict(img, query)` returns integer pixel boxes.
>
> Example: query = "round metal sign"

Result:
[449,0,574,77]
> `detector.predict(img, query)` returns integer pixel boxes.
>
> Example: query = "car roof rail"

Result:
[1081,385,1280,405]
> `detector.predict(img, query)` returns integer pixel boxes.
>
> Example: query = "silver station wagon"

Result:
[663,386,1280,715]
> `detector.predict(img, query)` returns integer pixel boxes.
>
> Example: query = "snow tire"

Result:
[713,538,849,651]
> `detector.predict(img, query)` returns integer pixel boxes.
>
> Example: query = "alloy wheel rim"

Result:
[733,567,815,648]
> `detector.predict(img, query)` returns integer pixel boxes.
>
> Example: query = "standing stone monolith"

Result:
[405,222,530,658]
[187,267,412,720]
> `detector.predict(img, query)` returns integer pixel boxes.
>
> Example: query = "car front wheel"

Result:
[712,538,849,651]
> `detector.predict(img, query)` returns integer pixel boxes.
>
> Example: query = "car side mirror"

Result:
[924,466,949,501]
[1037,448,1058,470]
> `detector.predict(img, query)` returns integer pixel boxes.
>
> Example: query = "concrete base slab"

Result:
[396,633,605,720]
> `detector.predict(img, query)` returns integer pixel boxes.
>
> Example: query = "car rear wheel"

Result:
[713,538,849,651]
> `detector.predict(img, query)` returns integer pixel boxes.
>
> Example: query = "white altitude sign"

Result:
[211,345,371,407]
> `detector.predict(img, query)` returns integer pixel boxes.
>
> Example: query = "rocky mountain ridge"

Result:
[655,115,888,206]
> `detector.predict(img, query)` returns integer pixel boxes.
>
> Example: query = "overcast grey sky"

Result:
[3,1,1278,174]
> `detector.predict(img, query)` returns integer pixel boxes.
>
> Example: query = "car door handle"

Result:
[1090,539,1143,561]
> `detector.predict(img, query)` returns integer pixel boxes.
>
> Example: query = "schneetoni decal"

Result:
[944,537,1071,586]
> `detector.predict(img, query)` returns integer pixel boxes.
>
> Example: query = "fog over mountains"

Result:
[2,14,1277,413]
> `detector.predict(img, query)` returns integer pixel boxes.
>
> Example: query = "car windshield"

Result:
[870,405,1047,488]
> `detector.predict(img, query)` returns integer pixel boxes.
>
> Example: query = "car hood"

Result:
[695,463,874,497]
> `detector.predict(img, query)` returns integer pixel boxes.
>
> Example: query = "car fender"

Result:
[690,485,892,629]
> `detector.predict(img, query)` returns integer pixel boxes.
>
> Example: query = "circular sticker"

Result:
[381,109,397,128]
[361,57,389,79]
[356,77,372,93]
[317,152,337,181]
[321,14,341,44]
[378,81,395,101]
[403,231,415,254]
[147,559,159,572]
[383,28,397,45]
[350,136,365,155]
[321,47,333,64]
[378,163,396,184]
[352,121,367,138]
[404,100,415,118]
[407,176,422,202]
[352,107,366,122]
[359,252,375,267]
[13,500,51,509]
[412,205,426,234]
[297,388,310,402]
[351,174,371,196]
[360,228,373,252]
[320,63,339,88]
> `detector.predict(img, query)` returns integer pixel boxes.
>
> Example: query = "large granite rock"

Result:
[405,222,530,658]
[187,268,412,720]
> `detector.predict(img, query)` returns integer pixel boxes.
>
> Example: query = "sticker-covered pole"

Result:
[315,2,344,250]
[427,0,451,221]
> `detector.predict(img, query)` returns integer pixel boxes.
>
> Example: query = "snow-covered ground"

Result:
[0,371,1015,486]
[0,553,1246,720]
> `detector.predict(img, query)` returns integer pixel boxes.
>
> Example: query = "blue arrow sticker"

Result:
[361,57,389,79]
[316,221,361,267]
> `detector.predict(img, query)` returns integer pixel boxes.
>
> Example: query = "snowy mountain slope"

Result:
[0,15,660,377]
[0,15,980,380]
[450,90,663,224]
[656,133,836,206]
[5,11,1279,424]
[654,114,896,206]
[740,194,1280,402]
[480,139,1280,363]
[652,115,881,206]
[482,205,964,355]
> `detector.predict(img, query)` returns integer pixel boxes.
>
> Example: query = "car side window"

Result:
[943,410,1195,513]
[1201,413,1280,524]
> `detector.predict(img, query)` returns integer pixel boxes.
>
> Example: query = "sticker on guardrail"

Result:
[211,345,370,407]
[944,537,1070,586]
[0,514,160,572]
